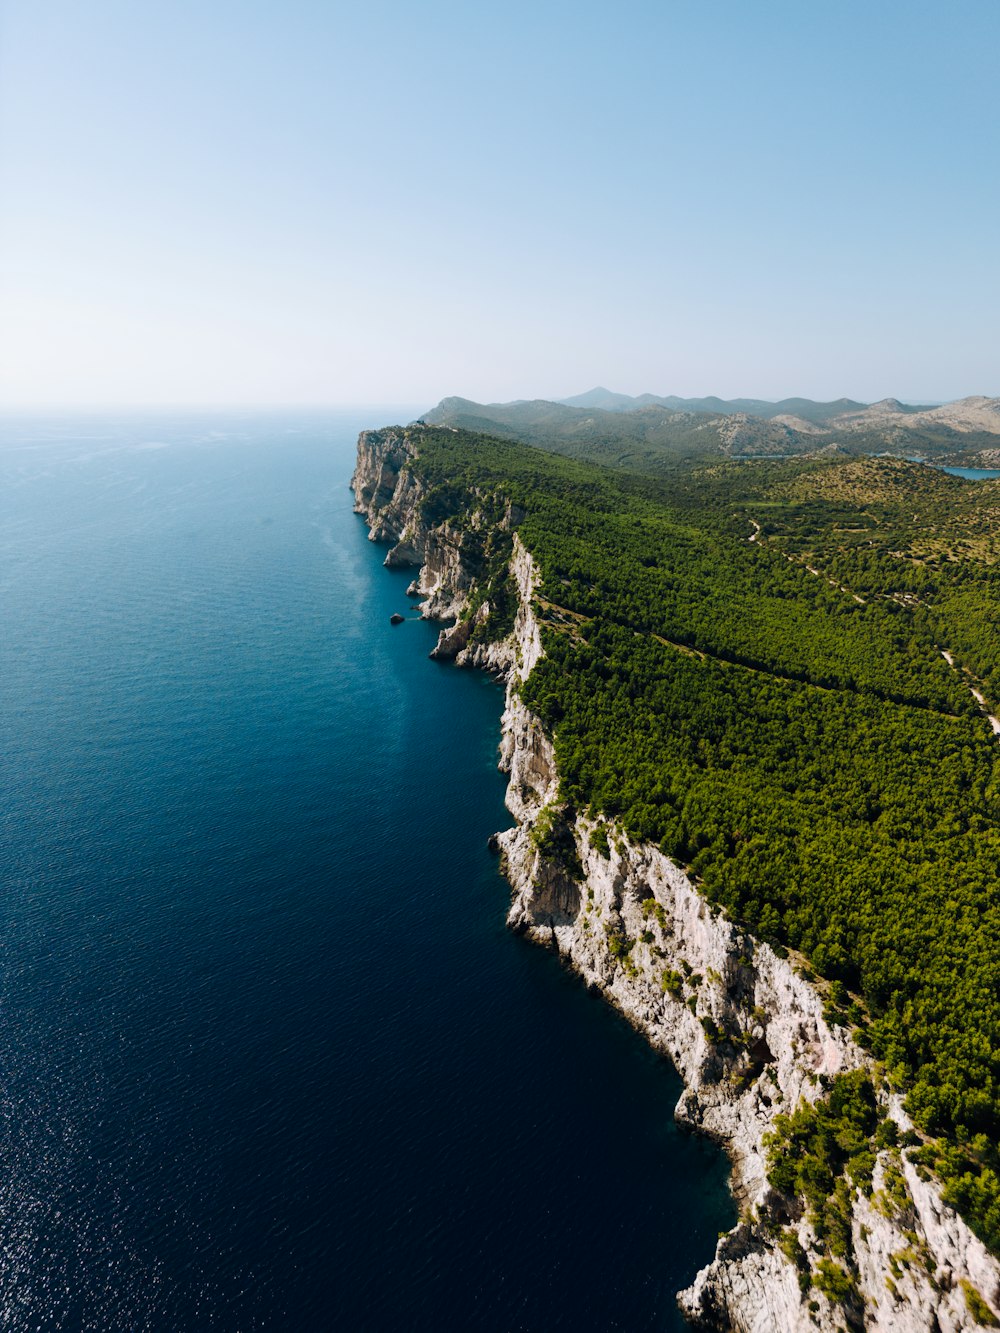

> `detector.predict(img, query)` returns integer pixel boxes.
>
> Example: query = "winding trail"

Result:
[746,515,865,602]
[746,515,1000,740]
[940,649,1000,735]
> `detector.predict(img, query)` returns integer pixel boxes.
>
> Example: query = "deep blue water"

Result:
[0,412,732,1331]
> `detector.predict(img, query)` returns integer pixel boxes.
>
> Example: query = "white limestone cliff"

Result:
[351,427,1000,1331]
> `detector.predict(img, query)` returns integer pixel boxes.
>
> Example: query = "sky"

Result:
[0,0,997,409]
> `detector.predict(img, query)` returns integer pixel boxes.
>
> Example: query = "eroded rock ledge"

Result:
[351,426,1000,1332]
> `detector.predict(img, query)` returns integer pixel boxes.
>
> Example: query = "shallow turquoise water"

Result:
[0,411,733,1330]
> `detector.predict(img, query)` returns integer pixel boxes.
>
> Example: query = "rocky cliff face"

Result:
[351,428,1000,1332]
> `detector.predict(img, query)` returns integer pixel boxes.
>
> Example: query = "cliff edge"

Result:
[351,426,1000,1332]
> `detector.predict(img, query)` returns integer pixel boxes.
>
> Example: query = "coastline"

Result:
[351,425,1000,1332]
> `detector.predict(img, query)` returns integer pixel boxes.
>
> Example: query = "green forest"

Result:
[376,424,1000,1256]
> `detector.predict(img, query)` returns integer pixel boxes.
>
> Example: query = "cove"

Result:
[0,411,733,1331]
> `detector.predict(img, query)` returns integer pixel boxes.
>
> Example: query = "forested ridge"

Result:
[423,394,1000,472]
[377,425,1000,1255]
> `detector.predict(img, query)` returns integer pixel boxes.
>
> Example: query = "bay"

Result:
[0,411,732,1330]
[937,465,1000,480]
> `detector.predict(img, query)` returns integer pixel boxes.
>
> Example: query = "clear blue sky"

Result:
[1,0,997,408]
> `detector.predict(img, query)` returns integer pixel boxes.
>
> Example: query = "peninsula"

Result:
[352,409,1000,1332]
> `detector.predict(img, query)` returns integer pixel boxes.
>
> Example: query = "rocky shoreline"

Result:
[351,426,1000,1332]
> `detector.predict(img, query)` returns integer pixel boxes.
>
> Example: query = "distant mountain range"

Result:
[420,391,1000,473]
[559,387,875,425]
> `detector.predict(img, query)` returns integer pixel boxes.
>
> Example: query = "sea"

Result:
[0,411,732,1331]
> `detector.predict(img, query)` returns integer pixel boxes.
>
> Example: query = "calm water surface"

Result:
[0,412,732,1330]
[938,465,1000,480]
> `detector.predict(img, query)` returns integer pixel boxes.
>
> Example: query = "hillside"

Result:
[561,387,870,424]
[422,395,818,470]
[422,393,1000,472]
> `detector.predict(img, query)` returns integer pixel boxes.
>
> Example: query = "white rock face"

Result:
[351,428,1000,1331]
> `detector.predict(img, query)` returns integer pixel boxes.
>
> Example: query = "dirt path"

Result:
[541,554,998,735]
[940,649,1000,735]
[746,516,865,603]
[743,523,1000,737]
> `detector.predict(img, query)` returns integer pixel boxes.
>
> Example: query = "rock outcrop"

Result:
[351,427,1000,1331]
